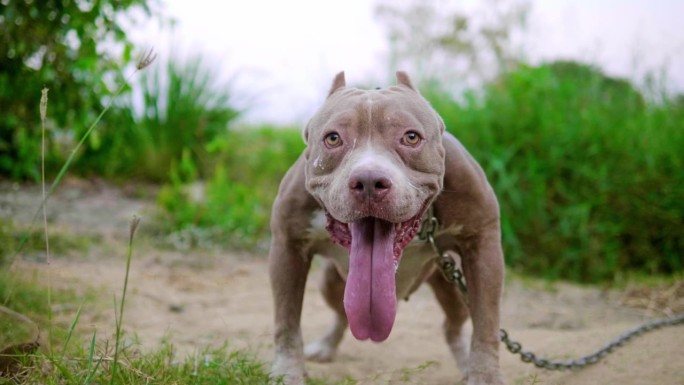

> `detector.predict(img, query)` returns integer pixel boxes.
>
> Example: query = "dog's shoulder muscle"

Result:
[434,132,500,242]
[271,155,321,241]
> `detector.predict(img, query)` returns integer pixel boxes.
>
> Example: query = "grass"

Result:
[110,216,140,384]
[0,223,283,384]
[0,220,98,266]
[0,267,91,383]
[2,341,275,384]
[0,275,51,349]
[0,49,283,384]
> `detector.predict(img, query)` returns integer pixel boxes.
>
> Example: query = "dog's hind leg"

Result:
[305,259,348,362]
[427,258,472,380]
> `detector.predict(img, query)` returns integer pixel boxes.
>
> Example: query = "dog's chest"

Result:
[306,211,438,300]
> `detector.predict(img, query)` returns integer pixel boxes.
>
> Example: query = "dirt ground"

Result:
[2,180,683,385]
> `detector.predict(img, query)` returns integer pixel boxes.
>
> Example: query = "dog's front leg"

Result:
[463,228,505,385]
[269,159,319,384]
[269,234,311,385]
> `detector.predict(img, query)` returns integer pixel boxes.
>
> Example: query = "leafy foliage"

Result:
[75,54,240,182]
[157,127,305,248]
[424,61,684,282]
[0,0,153,180]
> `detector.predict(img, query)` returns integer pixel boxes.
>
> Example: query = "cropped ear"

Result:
[302,120,310,144]
[396,71,416,91]
[436,113,446,133]
[328,71,346,97]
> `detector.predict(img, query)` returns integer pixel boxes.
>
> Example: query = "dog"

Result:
[269,71,505,385]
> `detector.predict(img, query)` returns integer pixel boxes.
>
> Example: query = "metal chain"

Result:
[420,212,684,371]
[499,313,684,370]
[418,210,470,303]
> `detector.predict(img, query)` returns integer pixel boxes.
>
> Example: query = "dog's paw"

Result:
[304,340,337,363]
[465,369,505,385]
[270,369,307,385]
[447,322,472,377]
[271,356,307,385]
[270,372,305,385]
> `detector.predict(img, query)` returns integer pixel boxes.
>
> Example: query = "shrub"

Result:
[423,60,684,282]
[0,0,153,180]
[156,126,305,247]
[75,54,240,182]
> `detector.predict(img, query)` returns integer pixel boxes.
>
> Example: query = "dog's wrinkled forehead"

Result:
[304,71,444,141]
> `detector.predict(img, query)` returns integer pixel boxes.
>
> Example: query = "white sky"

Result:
[130,0,684,125]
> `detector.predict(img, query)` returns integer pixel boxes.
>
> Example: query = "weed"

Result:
[40,86,53,353]
[110,215,140,384]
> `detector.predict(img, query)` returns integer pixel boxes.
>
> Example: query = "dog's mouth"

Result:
[324,208,425,342]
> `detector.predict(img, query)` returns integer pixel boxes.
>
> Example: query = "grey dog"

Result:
[269,72,505,385]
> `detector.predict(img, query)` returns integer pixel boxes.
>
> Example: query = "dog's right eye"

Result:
[324,132,342,148]
[401,131,422,147]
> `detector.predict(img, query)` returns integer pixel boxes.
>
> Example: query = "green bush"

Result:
[157,126,305,247]
[75,54,240,182]
[0,0,152,180]
[154,59,682,282]
[423,60,684,282]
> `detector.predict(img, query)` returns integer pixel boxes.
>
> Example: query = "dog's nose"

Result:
[349,170,392,202]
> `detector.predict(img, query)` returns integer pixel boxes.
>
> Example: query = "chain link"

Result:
[420,212,684,371]
[499,314,684,370]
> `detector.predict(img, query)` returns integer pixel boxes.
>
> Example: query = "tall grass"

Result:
[75,54,240,182]
[40,87,54,353]
[423,60,684,282]
[110,215,140,384]
[0,48,283,384]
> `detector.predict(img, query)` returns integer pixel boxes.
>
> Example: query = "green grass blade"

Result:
[40,87,54,354]
[61,302,84,358]
[49,355,77,384]
[83,330,102,385]
[110,215,141,385]
[9,62,149,267]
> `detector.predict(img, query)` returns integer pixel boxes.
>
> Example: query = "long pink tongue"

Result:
[344,217,397,342]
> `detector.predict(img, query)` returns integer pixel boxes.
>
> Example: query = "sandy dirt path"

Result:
[3,180,683,385]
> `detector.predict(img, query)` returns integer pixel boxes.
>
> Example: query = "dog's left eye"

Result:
[402,131,422,146]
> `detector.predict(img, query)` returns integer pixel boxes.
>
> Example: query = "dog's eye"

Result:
[324,132,342,148]
[402,131,422,146]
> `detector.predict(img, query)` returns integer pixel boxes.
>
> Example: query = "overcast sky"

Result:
[130,0,684,125]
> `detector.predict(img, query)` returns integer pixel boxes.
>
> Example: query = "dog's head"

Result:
[303,72,446,342]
